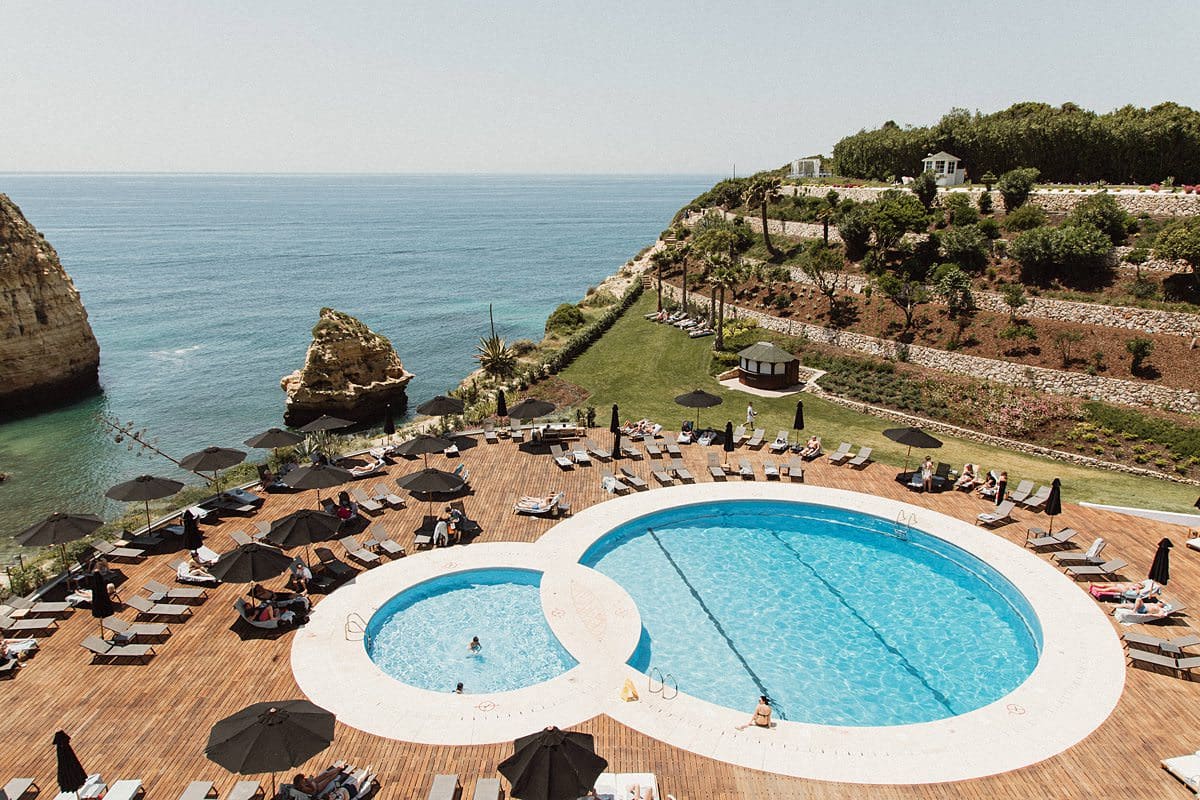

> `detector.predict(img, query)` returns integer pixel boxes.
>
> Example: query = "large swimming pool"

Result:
[581,500,1042,726]
[364,568,577,694]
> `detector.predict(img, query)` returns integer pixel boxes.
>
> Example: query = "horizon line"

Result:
[0,170,727,178]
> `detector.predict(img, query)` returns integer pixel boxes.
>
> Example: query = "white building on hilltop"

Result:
[789,157,832,179]
[921,151,967,186]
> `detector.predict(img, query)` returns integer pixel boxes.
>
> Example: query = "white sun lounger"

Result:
[600,469,631,494]
[144,579,207,603]
[1051,537,1105,564]
[786,456,804,482]
[1063,558,1128,580]
[371,482,406,509]
[350,487,384,516]
[1162,751,1200,793]
[977,500,1016,527]
[3,778,39,800]
[339,536,382,567]
[746,429,765,449]
[1007,479,1036,504]
[848,446,873,469]
[827,442,852,464]
[586,437,612,460]
[707,452,727,479]
[763,460,780,479]
[619,467,649,490]
[738,458,755,479]
[769,430,789,453]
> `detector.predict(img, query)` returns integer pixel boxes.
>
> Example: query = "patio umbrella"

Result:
[299,415,354,433]
[205,700,335,797]
[882,427,943,474]
[609,405,620,434]
[508,398,555,420]
[105,475,184,535]
[397,468,465,519]
[496,390,508,419]
[209,543,295,584]
[392,433,454,467]
[180,446,246,491]
[674,389,722,429]
[793,400,805,431]
[612,426,622,461]
[724,421,735,453]
[383,404,396,443]
[53,730,88,797]
[417,395,465,417]
[182,510,203,551]
[15,513,103,571]
[266,509,341,563]
[1044,478,1063,535]
[1149,537,1173,586]
[497,726,608,800]
[282,464,352,509]
[87,571,115,636]
[244,428,304,450]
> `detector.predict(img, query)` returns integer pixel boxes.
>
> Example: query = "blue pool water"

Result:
[365,568,577,694]
[581,500,1042,726]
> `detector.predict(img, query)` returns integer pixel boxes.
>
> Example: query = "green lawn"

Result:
[562,294,1200,512]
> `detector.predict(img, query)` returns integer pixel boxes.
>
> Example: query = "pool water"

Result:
[581,500,1042,726]
[365,568,577,694]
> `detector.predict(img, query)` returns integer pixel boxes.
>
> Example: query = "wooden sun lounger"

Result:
[1064,558,1128,580]
[103,616,171,641]
[848,446,873,469]
[786,456,804,482]
[81,636,155,664]
[1025,528,1079,550]
[707,453,726,479]
[1022,485,1053,510]
[366,525,406,557]
[670,457,694,483]
[371,482,406,509]
[763,460,780,479]
[619,467,648,490]
[827,442,852,464]
[143,579,207,603]
[738,458,755,479]
[126,595,193,621]
[644,439,662,458]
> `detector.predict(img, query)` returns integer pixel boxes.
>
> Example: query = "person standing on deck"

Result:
[746,402,756,427]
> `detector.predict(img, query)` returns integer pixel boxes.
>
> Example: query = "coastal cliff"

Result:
[0,194,101,414]
[281,308,414,426]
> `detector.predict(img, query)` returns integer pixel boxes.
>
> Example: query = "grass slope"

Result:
[562,294,1200,512]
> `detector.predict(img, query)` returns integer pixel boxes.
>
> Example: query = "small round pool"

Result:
[364,567,576,694]
[581,500,1042,726]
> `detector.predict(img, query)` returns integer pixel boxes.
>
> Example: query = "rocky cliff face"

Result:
[0,194,101,414]
[281,308,414,426]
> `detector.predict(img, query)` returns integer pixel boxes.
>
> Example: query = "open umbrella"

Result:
[724,421,735,454]
[245,428,305,450]
[609,405,620,434]
[16,513,103,572]
[282,464,352,509]
[53,730,88,797]
[397,468,465,519]
[674,389,723,429]
[1044,478,1063,535]
[882,427,943,475]
[180,446,246,492]
[383,404,396,444]
[1149,537,1173,586]
[205,700,335,797]
[392,433,454,467]
[793,400,805,431]
[209,543,295,584]
[87,571,115,636]
[496,390,508,419]
[498,726,608,800]
[417,395,465,417]
[267,509,341,563]
[508,398,555,420]
[106,475,185,535]
[299,415,354,433]
[182,510,203,551]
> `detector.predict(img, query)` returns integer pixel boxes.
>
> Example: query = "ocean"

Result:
[0,174,715,552]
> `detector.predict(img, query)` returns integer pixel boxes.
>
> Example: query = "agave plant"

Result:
[476,304,518,377]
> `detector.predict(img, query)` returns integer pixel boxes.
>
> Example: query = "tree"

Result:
[799,244,845,316]
[1125,337,1154,373]
[649,248,672,311]
[742,174,783,256]
[1053,330,1084,366]
[999,283,1027,321]
[1002,204,1047,232]
[1154,217,1200,287]
[1066,191,1131,244]
[932,264,975,318]
[817,190,839,246]
[1009,223,1112,285]
[944,193,979,227]
[939,224,989,272]
[997,167,1040,210]
[874,272,930,331]
[977,191,994,215]
[980,171,998,191]
[838,205,872,261]
[706,253,746,349]
[911,171,939,211]
[867,190,929,267]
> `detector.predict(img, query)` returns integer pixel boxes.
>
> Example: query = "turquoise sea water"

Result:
[582,500,1042,726]
[0,174,715,550]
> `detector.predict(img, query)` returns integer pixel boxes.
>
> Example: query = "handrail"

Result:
[344,611,368,646]
[648,666,664,695]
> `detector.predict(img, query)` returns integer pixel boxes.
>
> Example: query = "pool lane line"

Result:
[645,527,788,720]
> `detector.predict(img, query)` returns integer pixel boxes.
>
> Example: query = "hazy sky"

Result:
[3,1,1198,174]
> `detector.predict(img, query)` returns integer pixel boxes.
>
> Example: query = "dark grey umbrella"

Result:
[612,426,622,460]
[882,427,943,474]
[282,464,353,509]
[16,513,103,570]
[793,400,805,431]
[266,510,341,550]
[498,726,609,800]
[417,395,465,416]
[106,475,185,535]
[54,730,88,796]
[209,543,295,584]
[674,389,723,428]
[609,405,620,434]
[183,510,203,551]
[180,446,247,491]
[383,404,396,441]
[1044,478,1063,534]
[392,434,453,467]
[299,415,354,433]
[496,390,508,418]
[87,571,115,635]
[508,398,555,420]
[245,428,304,449]
[1149,538,1173,586]
[724,421,735,453]
[205,700,335,796]
[397,468,465,518]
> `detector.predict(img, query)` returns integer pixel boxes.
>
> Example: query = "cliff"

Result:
[281,308,414,427]
[0,194,101,414]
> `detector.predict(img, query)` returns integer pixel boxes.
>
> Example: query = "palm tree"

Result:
[742,175,782,257]
[650,245,680,311]
[708,254,745,350]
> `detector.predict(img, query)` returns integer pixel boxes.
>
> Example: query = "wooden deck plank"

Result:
[2,432,1198,799]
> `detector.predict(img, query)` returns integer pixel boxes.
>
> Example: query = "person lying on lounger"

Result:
[1,638,38,661]
[178,554,218,585]
[953,464,978,491]
[798,436,821,458]
[1090,579,1161,601]
[976,473,998,499]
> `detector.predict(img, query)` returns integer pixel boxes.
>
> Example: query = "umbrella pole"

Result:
[144,500,153,536]
[903,445,912,475]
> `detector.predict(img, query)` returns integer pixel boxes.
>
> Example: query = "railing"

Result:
[891,511,915,541]
[647,666,678,701]
[344,612,370,648]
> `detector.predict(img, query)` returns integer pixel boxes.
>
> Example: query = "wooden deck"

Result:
[3,434,1199,800]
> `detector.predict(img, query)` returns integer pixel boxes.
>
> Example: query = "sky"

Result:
[2,1,1199,174]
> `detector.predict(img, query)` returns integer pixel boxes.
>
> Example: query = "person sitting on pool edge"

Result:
[468,636,481,655]
[736,695,772,730]
[454,682,464,694]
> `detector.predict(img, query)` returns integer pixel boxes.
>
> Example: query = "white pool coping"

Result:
[292,483,1125,785]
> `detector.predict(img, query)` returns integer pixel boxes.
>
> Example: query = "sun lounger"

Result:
[339,536,382,567]
[1114,601,1187,625]
[786,456,804,482]
[1063,558,1128,580]
[126,595,192,621]
[738,458,755,479]
[1025,528,1079,550]
[509,421,526,443]
[366,525,406,558]
[92,539,145,562]
[707,453,727,479]
[763,460,780,479]
[651,465,674,485]
[513,492,564,516]
[746,429,765,449]
[1052,537,1105,565]
[827,442,852,464]
[571,441,592,464]
[53,775,103,800]
[482,422,498,443]
[1021,485,1053,510]
[848,446,873,469]
[233,598,284,630]
[620,441,644,459]
[225,781,264,800]
[81,636,155,664]
[769,430,789,453]
[144,579,207,603]
[1162,751,1200,793]
[473,778,500,800]
[426,774,460,800]
[2,778,39,800]
[670,457,694,483]
[1005,479,1035,504]
[349,488,383,516]
[229,531,256,547]
[1128,648,1200,678]
[103,616,170,641]
[5,595,72,619]
[976,500,1016,527]
[644,439,662,458]
[548,443,573,469]
[371,482,406,509]
[600,469,631,494]
[176,781,214,800]
[619,467,648,490]
[586,437,612,460]
[664,434,681,458]
[732,424,746,446]
[1122,632,1200,653]
[106,781,144,800]
[0,613,58,636]
[253,521,272,540]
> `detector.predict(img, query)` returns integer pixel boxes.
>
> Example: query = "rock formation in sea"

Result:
[281,308,414,427]
[0,193,101,415]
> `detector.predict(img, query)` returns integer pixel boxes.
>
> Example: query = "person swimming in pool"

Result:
[454,682,464,694]
[468,636,481,655]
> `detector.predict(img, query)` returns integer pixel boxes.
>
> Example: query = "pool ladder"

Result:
[345,612,371,649]
[890,511,915,541]
[648,666,678,700]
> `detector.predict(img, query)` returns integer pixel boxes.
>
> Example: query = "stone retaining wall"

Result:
[662,283,1200,413]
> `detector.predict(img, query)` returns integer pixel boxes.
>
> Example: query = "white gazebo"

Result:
[789,157,831,179]
[921,151,966,186]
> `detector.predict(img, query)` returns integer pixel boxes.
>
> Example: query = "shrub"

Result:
[1009,223,1112,285]
[911,171,939,211]
[545,303,586,334]
[999,283,1027,319]
[510,338,537,356]
[1002,204,1047,232]
[932,263,975,317]
[1154,217,1200,285]
[997,167,1040,209]
[1125,337,1153,372]
[579,289,617,308]
[1066,192,1132,245]
[939,224,989,272]
[1052,330,1084,366]
[944,193,980,226]
[1129,278,1159,300]
[6,564,46,597]
[838,206,873,261]
[977,191,994,214]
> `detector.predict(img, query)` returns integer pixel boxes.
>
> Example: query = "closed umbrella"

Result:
[612,426,622,461]
[106,475,185,535]
[508,398,555,420]
[209,543,295,584]
[299,415,354,433]
[397,468,465,519]
[182,510,203,551]
[496,390,508,419]
[383,404,396,443]
[673,389,722,429]
[609,405,620,434]
[205,700,335,797]
[724,421,735,454]
[87,571,114,636]
[1149,538,1173,586]
[282,464,352,509]
[497,726,608,800]
[180,446,246,492]
[793,400,805,431]
[392,433,454,467]
[53,730,88,797]
[882,427,943,475]
[15,513,103,572]
[244,428,305,450]
[1044,478,1063,535]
